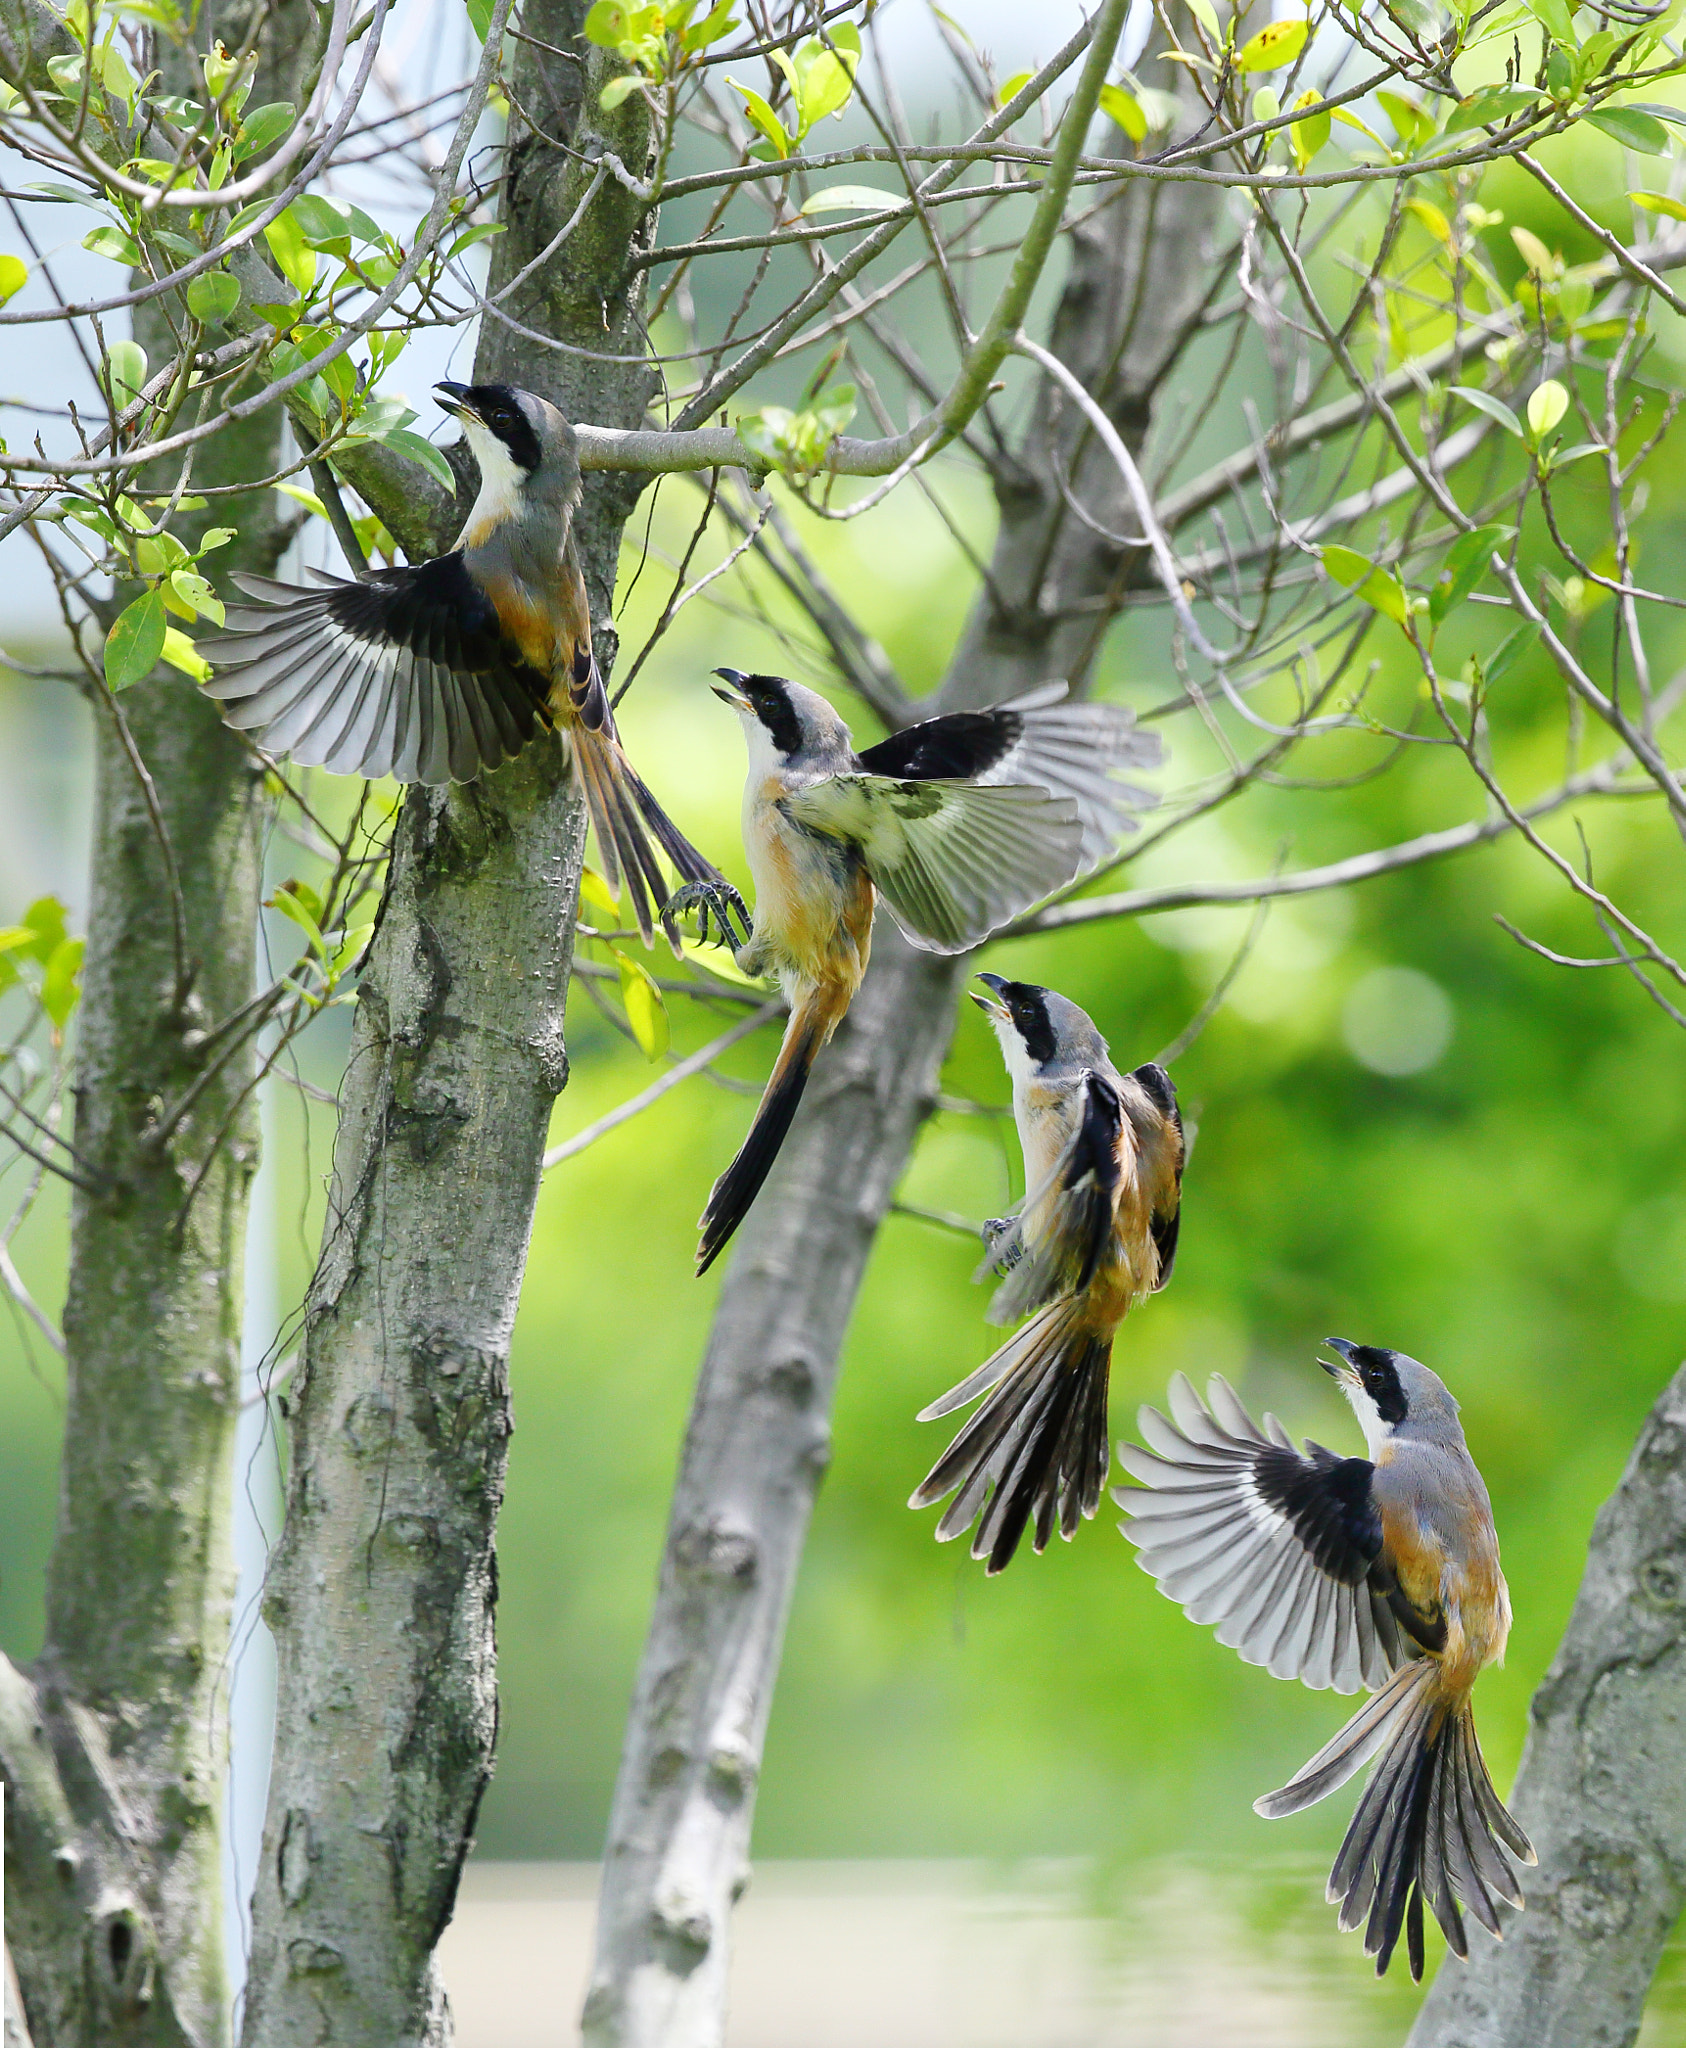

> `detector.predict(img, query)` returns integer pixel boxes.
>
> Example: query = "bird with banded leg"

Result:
[694,676,1162,1276]
[1116,1342,1534,1981]
[201,381,744,954]
[910,975,1184,1571]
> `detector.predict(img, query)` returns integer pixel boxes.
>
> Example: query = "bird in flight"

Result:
[693,677,1162,1275]
[910,974,1183,1570]
[1116,1343,1534,1980]
[202,381,742,952]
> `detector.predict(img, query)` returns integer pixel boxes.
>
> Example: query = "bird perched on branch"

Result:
[1116,1344,1534,1981]
[693,676,1162,1276]
[201,381,741,953]
[910,975,1183,1570]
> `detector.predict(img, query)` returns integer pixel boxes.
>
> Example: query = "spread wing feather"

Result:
[201,558,551,784]
[1116,1373,1408,1693]
[854,681,1161,871]
[783,775,1083,952]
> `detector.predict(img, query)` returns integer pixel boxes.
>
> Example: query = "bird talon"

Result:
[663,880,750,951]
[981,1217,1024,1272]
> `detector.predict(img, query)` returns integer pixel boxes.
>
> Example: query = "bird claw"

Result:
[981,1217,1024,1272]
[663,879,751,951]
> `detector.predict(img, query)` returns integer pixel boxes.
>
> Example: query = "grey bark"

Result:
[582,64,1224,2048]
[1407,1359,1686,2048]
[0,2,312,2040]
[237,14,660,2046]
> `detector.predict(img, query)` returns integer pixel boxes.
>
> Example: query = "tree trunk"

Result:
[238,12,659,2044]
[1407,1358,1686,2048]
[0,2,313,2037]
[583,64,1224,2048]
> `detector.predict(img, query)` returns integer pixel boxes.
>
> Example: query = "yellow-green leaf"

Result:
[1237,16,1308,70]
[41,936,83,1030]
[1510,225,1556,276]
[728,78,789,156]
[1631,189,1686,220]
[263,206,317,294]
[1099,81,1148,142]
[613,947,669,1060]
[186,269,240,323]
[1185,0,1223,40]
[1288,88,1329,169]
[579,866,622,924]
[1321,544,1373,587]
[997,69,1034,107]
[161,626,210,680]
[800,185,898,216]
[1526,377,1569,439]
[0,254,26,305]
[599,72,642,110]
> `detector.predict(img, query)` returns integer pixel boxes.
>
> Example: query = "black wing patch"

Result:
[1252,1442,1382,1586]
[1130,1061,1184,1286]
[855,705,1022,783]
[203,556,553,785]
[1068,1070,1124,1293]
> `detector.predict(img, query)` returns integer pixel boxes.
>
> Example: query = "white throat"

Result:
[1340,1378,1392,1459]
[456,415,527,542]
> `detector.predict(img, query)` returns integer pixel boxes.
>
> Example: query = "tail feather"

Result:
[696,1002,827,1275]
[574,727,726,957]
[1259,1660,1533,1980]
[910,1301,1113,1574]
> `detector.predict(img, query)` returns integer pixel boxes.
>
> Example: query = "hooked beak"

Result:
[970,970,1010,1019]
[711,665,753,713]
[434,380,474,421]
[1321,1336,1360,1386]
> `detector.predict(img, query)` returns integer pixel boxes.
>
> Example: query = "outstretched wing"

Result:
[855,681,1160,871]
[978,1069,1123,1326]
[201,557,552,785]
[782,775,1082,953]
[1116,1373,1409,1693]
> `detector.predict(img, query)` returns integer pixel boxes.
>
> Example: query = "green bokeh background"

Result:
[1,119,1684,2033]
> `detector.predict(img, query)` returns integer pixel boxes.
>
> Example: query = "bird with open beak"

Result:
[201,381,742,953]
[909,974,1184,1571]
[692,674,1162,1275]
[1116,1342,1534,1980]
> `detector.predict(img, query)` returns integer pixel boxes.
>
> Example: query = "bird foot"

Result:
[663,878,751,952]
[981,1217,1024,1272]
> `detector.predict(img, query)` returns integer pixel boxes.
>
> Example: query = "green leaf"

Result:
[1355,567,1409,626]
[1099,81,1148,142]
[1526,377,1569,440]
[233,99,294,161]
[1525,0,1574,42]
[445,220,507,259]
[19,897,67,966]
[1631,189,1686,220]
[1441,84,1538,133]
[1320,544,1374,588]
[330,922,374,977]
[583,0,630,43]
[1429,523,1514,624]
[41,936,83,1030]
[728,78,789,156]
[290,195,351,249]
[0,254,25,305]
[169,568,224,624]
[186,269,240,322]
[800,184,898,216]
[795,45,859,129]
[612,947,669,1059]
[263,206,317,294]
[1585,106,1671,154]
[268,879,328,959]
[682,0,737,52]
[599,73,643,110]
[1184,0,1223,40]
[104,588,166,690]
[1481,619,1540,685]
[83,223,142,267]
[367,426,456,492]
[466,0,494,37]
[1287,88,1330,169]
[996,69,1034,107]
[105,340,147,412]
[1451,384,1523,436]
[1236,16,1308,70]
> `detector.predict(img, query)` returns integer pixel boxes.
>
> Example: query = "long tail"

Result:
[909,1298,1114,1575]
[696,994,833,1276]
[573,726,729,958]
[1256,1660,1535,1981]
